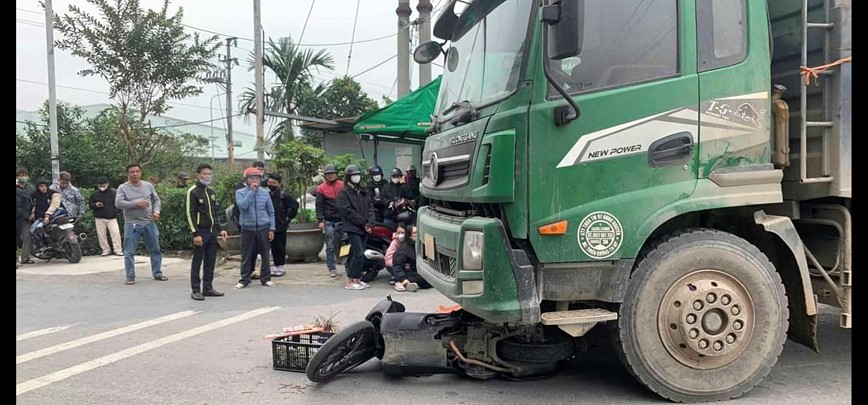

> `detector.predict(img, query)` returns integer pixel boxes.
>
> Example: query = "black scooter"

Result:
[31,209,84,263]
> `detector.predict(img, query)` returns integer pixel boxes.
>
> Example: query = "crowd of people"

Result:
[16,160,430,300]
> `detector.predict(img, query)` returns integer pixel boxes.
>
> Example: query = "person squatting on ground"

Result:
[384,226,405,285]
[234,167,276,289]
[16,168,34,266]
[186,164,229,301]
[266,173,299,277]
[315,164,344,278]
[89,176,123,256]
[115,163,167,285]
[338,164,376,290]
[391,226,431,292]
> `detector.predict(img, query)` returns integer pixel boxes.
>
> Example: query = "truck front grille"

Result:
[424,252,457,279]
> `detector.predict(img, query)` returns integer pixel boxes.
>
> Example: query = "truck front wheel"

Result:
[615,229,788,402]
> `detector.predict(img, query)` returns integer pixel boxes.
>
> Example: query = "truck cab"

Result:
[415,0,850,401]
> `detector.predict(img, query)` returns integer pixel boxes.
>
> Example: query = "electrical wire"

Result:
[350,55,397,79]
[346,0,362,76]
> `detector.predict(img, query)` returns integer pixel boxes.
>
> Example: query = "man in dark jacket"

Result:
[89,176,123,256]
[368,165,388,222]
[315,164,344,278]
[16,168,34,266]
[30,179,63,252]
[266,173,299,277]
[186,164,229,300]
[338,164,376,290]
[383,167,413,225]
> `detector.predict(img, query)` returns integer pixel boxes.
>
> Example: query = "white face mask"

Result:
[350,175,362,184]
[397,233,406,241]
[98,185,108,191]
[372,175,382,182]
[391,177,401,184]
[200,179,212,186]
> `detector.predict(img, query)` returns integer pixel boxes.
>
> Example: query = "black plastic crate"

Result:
[272,332,334,372]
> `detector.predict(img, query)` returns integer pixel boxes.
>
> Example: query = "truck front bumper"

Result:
[416,207,540,324]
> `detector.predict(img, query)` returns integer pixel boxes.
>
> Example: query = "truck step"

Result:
[540,308,618,326]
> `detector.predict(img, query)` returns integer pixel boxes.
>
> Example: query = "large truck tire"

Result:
[497,329,574,363]
[615,229,788,402]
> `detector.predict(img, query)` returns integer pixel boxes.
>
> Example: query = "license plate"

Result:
[339,244,350,257]
[58,223,73,230]
[423,234,436,260]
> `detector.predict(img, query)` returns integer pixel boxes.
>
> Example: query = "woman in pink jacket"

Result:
[384,226,405,285]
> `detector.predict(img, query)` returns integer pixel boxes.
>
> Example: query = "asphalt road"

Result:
[16,256,851,404]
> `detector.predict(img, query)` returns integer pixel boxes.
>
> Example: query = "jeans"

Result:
[346,232,367,280]
[323,221,342,271]
[239,228,272,285]
[191,230,218,292]
[123,222,163,281]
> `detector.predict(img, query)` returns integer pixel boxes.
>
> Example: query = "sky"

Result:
[16,0,447,136]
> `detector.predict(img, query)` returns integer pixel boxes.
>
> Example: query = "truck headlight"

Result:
[462,231,484,270]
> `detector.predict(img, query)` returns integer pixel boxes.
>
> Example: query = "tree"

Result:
[298,76,379,148]
[272,139,326,222]
[239,36,334,145]
[52,0,220,167]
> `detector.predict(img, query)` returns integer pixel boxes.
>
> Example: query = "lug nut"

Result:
[731,305,740,316]
[733,320,743,330]
[721,295,731,305]
[706,293,717,303]
[689,329,699,339]
[686,314,697,324]
[713,341,723,351]
[693,300,704,310]
[726,334,736,344]
[698,339,709,349]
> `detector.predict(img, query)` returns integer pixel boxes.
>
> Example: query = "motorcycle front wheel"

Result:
[64,242,82,263]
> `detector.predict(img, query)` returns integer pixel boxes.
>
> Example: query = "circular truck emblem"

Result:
[577,211,623,259]
[429,152,440,185]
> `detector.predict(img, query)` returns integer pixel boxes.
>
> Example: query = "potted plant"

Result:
[273,139,326,261]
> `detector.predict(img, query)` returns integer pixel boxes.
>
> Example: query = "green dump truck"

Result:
[413,0,850,401]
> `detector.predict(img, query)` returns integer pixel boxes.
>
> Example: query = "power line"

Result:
[152,113,245,129]
[346,0,362,76]
[298,0,316,44]
[16,78,217,111]
[351,55,397,79]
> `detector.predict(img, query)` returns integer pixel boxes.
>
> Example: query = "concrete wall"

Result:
[323,133,422,173]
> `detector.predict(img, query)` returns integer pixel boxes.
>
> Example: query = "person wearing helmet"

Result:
[337,164,376,290]
[383,167,412,224]
[368,165,388,222]
[234,167,276,289]
[315,164,344,277]
[404,164,421,204]
[30,179,63,252]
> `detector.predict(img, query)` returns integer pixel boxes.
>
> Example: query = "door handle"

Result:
[648,132,694,167]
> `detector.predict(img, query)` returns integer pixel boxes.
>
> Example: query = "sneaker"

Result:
[394,283,406,292]
[328,270,338,278]
[358,280,369,288]
[115,252,124,257]
[234,282,248,290]
[406,282,419,292]
[389,277,397,285]
[344,283,366,290]
[263,281,276,287]
[272,267,285,277]
[191,292,204,301]
[100,251,111,257]
[154,275,169,281]
[125,280,136,285]
[203,289,224,297]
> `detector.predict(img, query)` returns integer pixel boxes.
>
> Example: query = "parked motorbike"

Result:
[31,209,84,263]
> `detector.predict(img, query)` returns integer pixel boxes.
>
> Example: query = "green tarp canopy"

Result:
[352,75,441,141]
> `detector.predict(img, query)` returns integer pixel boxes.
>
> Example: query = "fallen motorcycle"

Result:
[305,297,575,383]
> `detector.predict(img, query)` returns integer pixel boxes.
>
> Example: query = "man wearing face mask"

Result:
[16,168,35,266]
[89,176,123,256]
[315,164,344,278]
[266,173,299,277]
[234,167,276,289]
[384,167,413,226]
[186,164,229,300]
[368,165,388,223]
[337,164,376,290]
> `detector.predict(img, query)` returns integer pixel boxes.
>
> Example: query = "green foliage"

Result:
[16,101,208,186]
[291,208,317,224]
[52,0,220,166]
[239,36,335,144]
[272,139,326,221]
[298,76,380,148]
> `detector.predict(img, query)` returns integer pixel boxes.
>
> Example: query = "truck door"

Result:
[528,0,700,263]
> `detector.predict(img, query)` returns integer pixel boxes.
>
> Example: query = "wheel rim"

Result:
[658,269,755,370]
[314,329,376,377]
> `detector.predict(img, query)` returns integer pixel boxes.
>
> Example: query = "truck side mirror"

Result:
[414,41,444,65]
[542,0,585,61]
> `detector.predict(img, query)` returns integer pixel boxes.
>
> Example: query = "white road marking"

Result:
[17,310,199,365]
[17,325,74,342]
[16,306,280,396]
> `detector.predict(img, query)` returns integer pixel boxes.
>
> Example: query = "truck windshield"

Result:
[435,0,534,117]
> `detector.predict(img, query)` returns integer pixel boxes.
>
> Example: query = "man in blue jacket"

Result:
[235,167,276,289]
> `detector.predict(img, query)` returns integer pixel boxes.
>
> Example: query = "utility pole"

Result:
[44,0,60,183]
[253,0,265,162]
[396,0,412,98]
[224,37,237,166]
[417,0,433,86]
